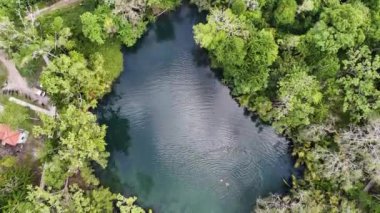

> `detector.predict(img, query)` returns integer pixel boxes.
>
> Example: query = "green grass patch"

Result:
[38,0,97,36]
[0,97,36,132]
[0,62,8,87]
[77,39,124,81]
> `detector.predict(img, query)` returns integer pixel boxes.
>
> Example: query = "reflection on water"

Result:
[97,3,293,213]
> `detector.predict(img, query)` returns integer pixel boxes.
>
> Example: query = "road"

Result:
[26,0,82,20]
[0,51,51,108]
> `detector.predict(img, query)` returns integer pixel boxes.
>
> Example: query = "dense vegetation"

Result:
[0,0,179,212]
[1,0,379,212]
[192,0,380,211]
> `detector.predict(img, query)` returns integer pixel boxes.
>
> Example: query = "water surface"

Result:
[98,4,292,213]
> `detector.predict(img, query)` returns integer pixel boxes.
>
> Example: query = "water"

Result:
[97,4,293,213]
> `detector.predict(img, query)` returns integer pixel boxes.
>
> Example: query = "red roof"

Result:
[0,124,21,146]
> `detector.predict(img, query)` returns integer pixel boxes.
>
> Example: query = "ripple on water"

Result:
[99,4,293,213]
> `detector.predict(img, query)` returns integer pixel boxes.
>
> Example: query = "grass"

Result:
[77,39,124,81]
[38,0,124,81]
[38,0,97,36]
[0,62,7,87]
[0,96,37,132]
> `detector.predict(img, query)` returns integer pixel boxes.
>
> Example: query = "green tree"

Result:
[148,0,180,10]
[34,105,109,188]
[302,3,369,54]
[0,156,33,212]
[231,0,247,14]
[337,46,380,122]
[273,70,322,131]
[23,185,115,213]
[274,0,297,25]
[40,51,110,108]
[81,12,105,45]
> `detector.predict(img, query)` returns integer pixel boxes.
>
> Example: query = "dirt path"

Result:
[0,51,28,90]
[26,0,82,20]
[0,51,51,108]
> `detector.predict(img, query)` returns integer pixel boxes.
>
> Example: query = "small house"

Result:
[0,124,28,146]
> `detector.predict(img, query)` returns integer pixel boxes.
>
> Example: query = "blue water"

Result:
[97,4,293,213]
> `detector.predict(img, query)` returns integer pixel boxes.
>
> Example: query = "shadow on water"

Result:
[95,112,132,193]
[95,157,126,194]
[97,89,131,155]
[154,14,176,42]
[136,172,155,198]
[191,46,210,67]
[101,109,131,155]
[95,86,134,193]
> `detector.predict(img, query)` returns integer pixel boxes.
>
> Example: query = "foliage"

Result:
[0,15,73,68]
[0,156,33,212]
[337,46,380,122]
[194,0,380,211]
[22,184,115,212]
[0,1,149,213]
[0,61,7,85]
[116,194,149,213]
[273,70,322,131]
[274,0,297,25]
[0,100,33,131]
[81,12,105,44]
[40,51,110,108]
[34,105,109,188]
[148,0,180,10]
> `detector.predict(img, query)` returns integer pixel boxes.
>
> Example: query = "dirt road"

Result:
[26,0,82,20]
[0,51,50,107]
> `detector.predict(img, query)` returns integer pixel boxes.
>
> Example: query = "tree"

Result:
[231,0,247,15]
[116,194,148,213]
[81,12,105,45]
[23,185,115,212]
[20,185,148,213]
[108,0,147,24]
[116,17,147,47]
[0,156,33,212]
[340,119,380,192]
[302,3,369,54]
[274,0,297,25]
[273,70,322,131]
[337,46,380,122]
[34,105,109,188]
[40,51,110,108]
[0,15,73,67]
[190,0,212,11]
[148,0,180,10]
[235,29,278,94]
[256,189,358,212]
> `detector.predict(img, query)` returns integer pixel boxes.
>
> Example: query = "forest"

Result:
[192,0,380,212]
[0,0,379,212]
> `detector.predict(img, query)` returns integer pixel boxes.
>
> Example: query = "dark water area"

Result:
[97,3,293,213]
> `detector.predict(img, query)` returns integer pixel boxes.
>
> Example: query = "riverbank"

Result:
[0,0,179,211]
[96,4,293,212]
[191,1,380,212]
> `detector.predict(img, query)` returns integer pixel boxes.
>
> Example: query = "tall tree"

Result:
[337,46,380,122]
[34,105,109,188]
[40,51,110,108]
[80,12,105,45]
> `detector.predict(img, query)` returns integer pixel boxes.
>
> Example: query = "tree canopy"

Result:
[192,0,380,211]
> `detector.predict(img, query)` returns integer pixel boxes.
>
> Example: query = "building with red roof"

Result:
[0,124,28,146]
